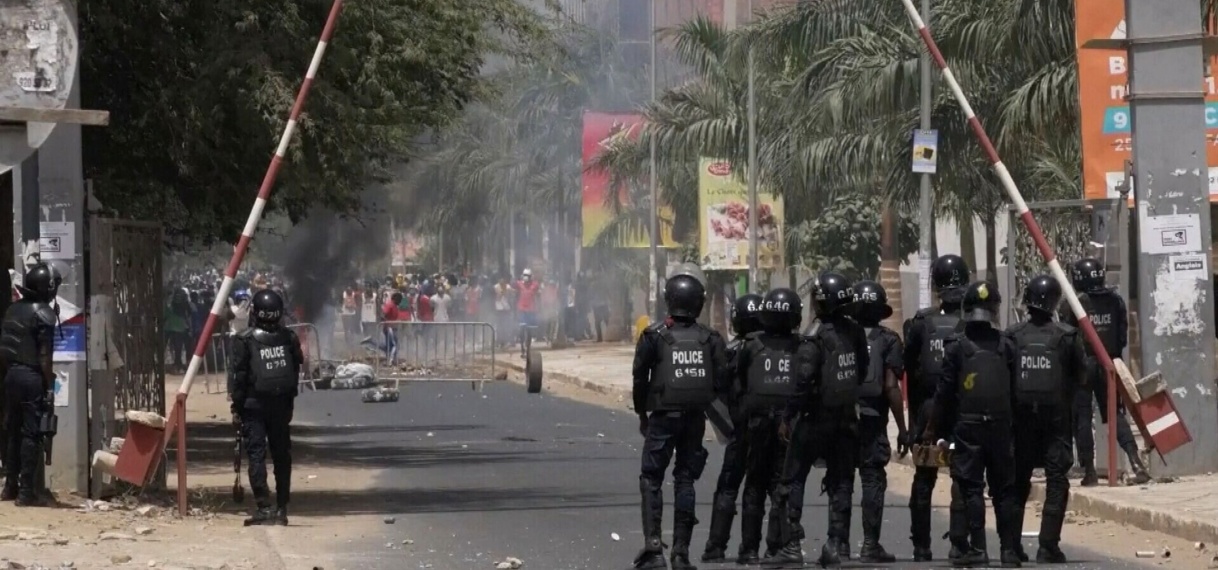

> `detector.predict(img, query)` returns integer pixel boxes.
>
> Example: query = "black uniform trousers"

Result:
[241,395,295,508]
[848,412,892,544]
[775,408,857,543]
[1014,403,1073,548]
[950,417,1018,553]
[908,398,941,548]
[740,412,786,554]
[640,411,709,553]
[1074,362,1136,466]
[706,408,749,551]
[3,366,44,493]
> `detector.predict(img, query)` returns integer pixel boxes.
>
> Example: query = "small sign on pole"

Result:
[912,129,939,174]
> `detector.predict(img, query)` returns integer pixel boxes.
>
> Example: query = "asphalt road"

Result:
[283,382,1154,570]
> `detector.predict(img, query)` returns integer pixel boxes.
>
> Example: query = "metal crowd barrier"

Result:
[200,323,325,393]
[373,321,497,390]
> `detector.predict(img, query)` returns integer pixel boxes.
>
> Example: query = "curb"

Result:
[495,357,633,400]
[889,447,1218,545]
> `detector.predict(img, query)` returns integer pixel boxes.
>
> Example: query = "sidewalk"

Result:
[500,343,1218,545]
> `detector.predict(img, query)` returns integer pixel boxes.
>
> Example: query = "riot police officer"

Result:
[924,281,1021,568]
[1007,275,1086,563]
[838,280,908,563]
[631,274,729,570]
[230,289,304,526]
[1,263,60,506]
[769,272,868,567]
[1061,258,1149,485]
[701,293,762,563]
[905,254,969,560]
[732,288,802,565]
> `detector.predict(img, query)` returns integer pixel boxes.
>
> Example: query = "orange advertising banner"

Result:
[1076,0,1218,200]
[580,111,677,248]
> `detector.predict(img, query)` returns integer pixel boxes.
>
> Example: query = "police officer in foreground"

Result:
[924,281,1021,568]
[905,254,969,560]
[1,263,60,506]
[230,289,304,526]
[1007,275,1086,563]
[769,272,868,568]
[1060,258,1149,486]
[702,293,763,563]
[732,288,802,564]
[631,274,729,570]
[838,280,909,563]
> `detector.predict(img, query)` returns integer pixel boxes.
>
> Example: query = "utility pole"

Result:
[648,0,660,320]
[1124,0,1218,475]
[916,0,933,309]
[746,0,759,293]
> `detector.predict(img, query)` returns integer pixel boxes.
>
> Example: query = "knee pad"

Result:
[639,476,662,494]
[713,493,737,513]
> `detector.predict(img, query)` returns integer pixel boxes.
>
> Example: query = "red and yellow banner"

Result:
[1076,0,1218,200]
[581,111,676,248]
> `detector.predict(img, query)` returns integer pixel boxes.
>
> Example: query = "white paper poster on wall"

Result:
[1139,213,1201,255]
[53,370,69,407]
[1168,253,1208,279]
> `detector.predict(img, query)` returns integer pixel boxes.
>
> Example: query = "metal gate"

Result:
[89,218,164,495]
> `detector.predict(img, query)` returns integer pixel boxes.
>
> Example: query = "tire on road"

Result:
[526,350,543,394]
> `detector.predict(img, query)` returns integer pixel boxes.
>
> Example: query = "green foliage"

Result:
[787,193,919,281]
[80,0,554,242]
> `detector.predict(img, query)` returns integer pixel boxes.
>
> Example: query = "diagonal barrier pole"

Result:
[894,0,1190,480]
[154,0,345,493]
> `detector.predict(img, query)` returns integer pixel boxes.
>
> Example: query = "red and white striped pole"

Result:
[163,0,345,437]
[894,0,1153,480]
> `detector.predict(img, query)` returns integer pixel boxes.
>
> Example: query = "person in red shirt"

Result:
[416,281,436,322]
[382,292,402,365]
[513,269,541,354]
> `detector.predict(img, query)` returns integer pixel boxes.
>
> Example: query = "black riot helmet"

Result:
[21,262,62,303]
[853,280,893,323]
[962,280,1002,323]
[931,254,971,293]
[251,289,285,327]
[759,288,802,333]
[1023,274,1062,315]
[1071,258,1106,293]
[663,274,706,319]
[731,293,763,336]
[812,272,854,317]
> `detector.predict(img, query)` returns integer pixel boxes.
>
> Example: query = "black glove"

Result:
[897,428,911,459]
[637,414,649,438]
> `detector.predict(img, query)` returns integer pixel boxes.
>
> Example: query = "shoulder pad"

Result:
[744,331,763,341]
[1005,321,1027,335]
[236,328,254,339]
[914,307,937,319]
[644,322,666,334]
[33,305,56,326]
[726,337,744,350]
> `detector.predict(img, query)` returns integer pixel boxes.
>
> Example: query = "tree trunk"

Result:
[959,214,976,274]
[879,203,904,336]
[984,215,998,283]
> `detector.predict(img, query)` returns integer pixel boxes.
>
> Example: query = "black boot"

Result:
[671,512,698,570]
[244,505,277,526]
[14,490,47,507]
[817,539,842,568]
[1125,446,1151,485]
[762,539,802,566]
[1000,549,1023,568]
[1036,545,1067,563]
[951,548,989,568]
[701,508,734,562]
[1,482,17,501]
[1080,458,1099,487]
[737,507,764,564]
[637,479,666,569]
[859,539,896,563]
[275,506,289,526]
[913,546,934,562]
